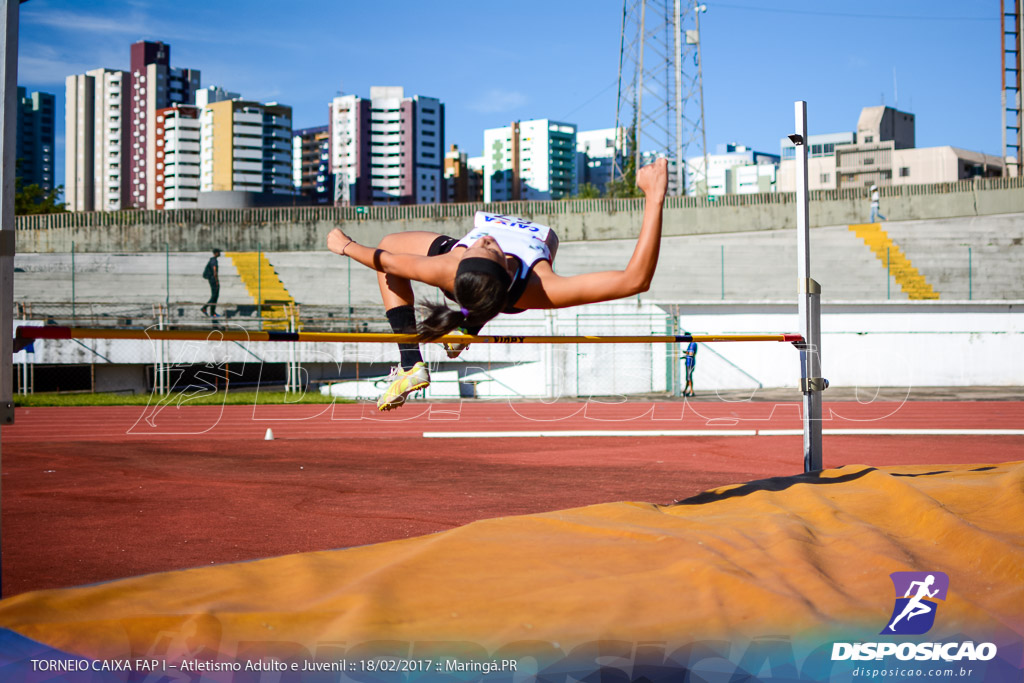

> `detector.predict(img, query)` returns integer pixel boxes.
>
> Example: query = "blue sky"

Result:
[17,0,1002,190]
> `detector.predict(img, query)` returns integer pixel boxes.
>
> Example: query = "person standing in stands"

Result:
[201,249,221,318]
[682,340,698,397]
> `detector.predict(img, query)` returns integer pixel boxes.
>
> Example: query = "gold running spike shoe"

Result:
[442,342,470,359]
[376,361,430,412]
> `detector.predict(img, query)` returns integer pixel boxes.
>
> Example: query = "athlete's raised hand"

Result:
[636,158,668,201]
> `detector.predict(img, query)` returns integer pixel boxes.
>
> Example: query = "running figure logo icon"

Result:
[881,571,950,635]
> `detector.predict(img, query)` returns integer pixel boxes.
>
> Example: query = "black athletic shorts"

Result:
[427,235,460,257]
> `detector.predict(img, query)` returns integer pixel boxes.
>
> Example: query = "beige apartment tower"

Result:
[199,99,293,195]
[65,68,128,212]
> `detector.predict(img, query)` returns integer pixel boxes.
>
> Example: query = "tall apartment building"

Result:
[778,131,857,191]
[65,68,129,211]
[444,144,484,203]
[199,99,293,195]
[483,119,577,202]
[576,127,624,194]
[65,41,198,212]
[128,41,200,209]
[685,143,779,195]
[329,86,444,205]
[196,86,239,108]
[833,106,915,189]
[16,87,56,191]
[154,105,201,209]
[467,155,485,202]
[292,125,333,204]
[777,105,1003,191]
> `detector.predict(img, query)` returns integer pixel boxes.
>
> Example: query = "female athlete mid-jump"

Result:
[327,158,669,411]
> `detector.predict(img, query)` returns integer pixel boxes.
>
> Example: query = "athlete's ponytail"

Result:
[416,258,510,341]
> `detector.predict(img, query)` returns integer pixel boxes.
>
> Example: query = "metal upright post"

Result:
[793,101,825,472]
[257,241,262,330]
[635,0,646,175]
[1,0,21,598]
[694,1,709,192]
[287,307,296,394]
[156,306,165,395]
[968,246,973,300]
[673,0,684,193]
[71,241,76,321]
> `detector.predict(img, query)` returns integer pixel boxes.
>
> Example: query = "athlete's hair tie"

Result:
[459,306,470,318]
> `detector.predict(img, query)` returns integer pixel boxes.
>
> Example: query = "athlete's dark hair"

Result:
[416,258,510,341]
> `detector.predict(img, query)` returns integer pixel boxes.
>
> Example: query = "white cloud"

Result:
[17,43,123,85]
[21,7,151,36]
[469,89,528,114]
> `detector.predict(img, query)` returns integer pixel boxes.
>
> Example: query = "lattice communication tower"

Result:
[1004,0,1022,176]
[614,0,708,195]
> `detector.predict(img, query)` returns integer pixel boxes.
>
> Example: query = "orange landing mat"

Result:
[0,462,1022,667]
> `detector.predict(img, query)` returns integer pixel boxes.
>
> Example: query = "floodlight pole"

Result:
[794,101,825,472]
[1,0,22,599]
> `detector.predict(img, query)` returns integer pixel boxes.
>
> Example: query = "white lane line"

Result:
[424,428,1024,438]
[758,429,1024,436]
[423,429,758,438]
[820,428,1024,436]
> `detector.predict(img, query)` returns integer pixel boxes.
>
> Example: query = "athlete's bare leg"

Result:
[375,231,445,309]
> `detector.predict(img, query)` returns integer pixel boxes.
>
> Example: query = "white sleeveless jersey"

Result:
[455,212,559,283]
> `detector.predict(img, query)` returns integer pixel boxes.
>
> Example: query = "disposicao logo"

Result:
[882,571,949,635]
[831,570,998,663]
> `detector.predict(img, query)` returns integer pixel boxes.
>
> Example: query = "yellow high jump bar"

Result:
[14,326,804,347]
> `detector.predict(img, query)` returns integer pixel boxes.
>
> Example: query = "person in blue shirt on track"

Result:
[682,340,698,397]
[327,158,668,411]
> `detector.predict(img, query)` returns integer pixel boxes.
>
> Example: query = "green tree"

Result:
[14,174,66,215]
[564,182,602,200]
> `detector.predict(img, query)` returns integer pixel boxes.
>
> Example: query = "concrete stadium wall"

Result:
[14,177,1024,254]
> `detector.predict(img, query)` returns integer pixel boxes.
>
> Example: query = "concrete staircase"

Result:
[849,223,940,300]
[224,252,299,330]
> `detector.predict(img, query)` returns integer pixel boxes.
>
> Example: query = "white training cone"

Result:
[264,428,274,441]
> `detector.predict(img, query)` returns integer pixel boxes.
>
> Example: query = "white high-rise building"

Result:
[329,86,444,205]
[195,86,240,109]
[685,143,779,195]
[128,41,200,210]
[65,68,128,212]
[576,127,624,194]
[154,105,201,209]
[483,119,577,202]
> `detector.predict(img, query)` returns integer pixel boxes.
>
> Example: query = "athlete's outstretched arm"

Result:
[327,229,453,289]
[517,158,668,309]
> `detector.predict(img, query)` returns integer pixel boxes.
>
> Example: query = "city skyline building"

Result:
[483,119,577,202]
[777,105,1003,191]
[128,40,200,209]
[292,125,333,204]
[685,143,779,195]
[16,87,56,192]
[154,104,201,209]
[329,86,445,206]
[65,68,128,211]
[195,86,240,109]
[444,143,484,203]
[576,127,624,194]
[833,106,915,189]
[199,99,293,196]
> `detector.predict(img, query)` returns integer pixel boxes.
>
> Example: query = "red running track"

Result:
[2,399,1022,597]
